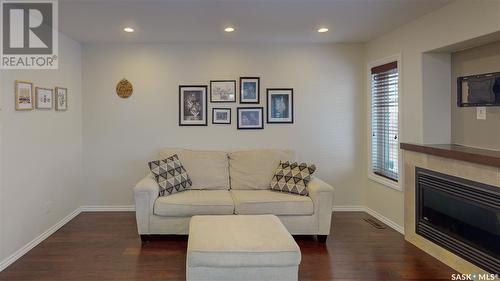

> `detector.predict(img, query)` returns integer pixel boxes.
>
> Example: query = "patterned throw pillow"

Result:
[270,161,316,196]
[148,154,192,196]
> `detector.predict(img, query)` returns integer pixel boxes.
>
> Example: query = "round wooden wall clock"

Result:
[116,78,133,98]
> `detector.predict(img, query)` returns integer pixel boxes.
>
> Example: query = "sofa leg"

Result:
[317,235,328,243]
[140,235,150,243]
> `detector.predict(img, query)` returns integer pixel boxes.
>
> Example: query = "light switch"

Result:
[476,107,486,120]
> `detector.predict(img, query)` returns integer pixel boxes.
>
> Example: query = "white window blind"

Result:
[371,61,399,182]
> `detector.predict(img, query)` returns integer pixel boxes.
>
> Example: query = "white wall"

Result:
[422,52,451,144]
[81,43,365,207]
[0,33,82,261]
[364,0,500,227]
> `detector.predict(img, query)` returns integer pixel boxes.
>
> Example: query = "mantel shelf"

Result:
[400,143,500,168]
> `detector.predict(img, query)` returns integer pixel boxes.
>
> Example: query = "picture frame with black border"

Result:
[210,80,236,103]
[179,85,208,126]
[35,87,54,110]
[239,77,260,104]
[237,107,264,130]
[267,88,294,124]
[212,108,231,124]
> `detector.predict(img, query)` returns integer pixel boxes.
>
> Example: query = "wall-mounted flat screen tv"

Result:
[457,72,500,107]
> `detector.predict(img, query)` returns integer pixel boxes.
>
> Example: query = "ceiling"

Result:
[59,0,453,44]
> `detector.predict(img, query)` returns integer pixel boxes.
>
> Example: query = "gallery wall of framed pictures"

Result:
[179,76,294,130]
[15,80,68,112]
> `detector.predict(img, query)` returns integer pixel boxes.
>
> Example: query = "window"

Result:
[371,61,399,183]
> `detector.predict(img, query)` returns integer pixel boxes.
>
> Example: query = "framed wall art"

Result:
[210,80,236,103]
[239,77,260,104]
[267,88,293,123]
[179,85,208,126]
[237,107,264,129]
[55,87,68,111]
[35,87,53,109]
[15,81,34,111]
[212,108,231,124]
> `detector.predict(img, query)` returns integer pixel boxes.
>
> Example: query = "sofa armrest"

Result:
[308,177,335,235]
[134,174,159,234]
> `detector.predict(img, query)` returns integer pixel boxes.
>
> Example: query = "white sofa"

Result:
[134,148,335,242]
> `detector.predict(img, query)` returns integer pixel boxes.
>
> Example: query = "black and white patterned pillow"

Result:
[270,161,316,196]
[148,154,192,196]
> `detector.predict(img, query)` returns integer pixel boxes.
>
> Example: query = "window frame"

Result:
[367,54,403,192]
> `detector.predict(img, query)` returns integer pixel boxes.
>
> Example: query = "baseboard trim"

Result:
[332,205,365,212]
[0,205,135,272]
[1,203,402,273]
[364,206,405,234]
[80,205,135,212]
[0,207,82,272]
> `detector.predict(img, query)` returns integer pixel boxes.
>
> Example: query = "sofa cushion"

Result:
[154,190,234,216]
[231,190,313,215]
[159,148,229,190]
[229,149,295,190]
[148,154,192,196]
[270,161,316,196]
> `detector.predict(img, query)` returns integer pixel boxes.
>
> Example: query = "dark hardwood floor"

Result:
[0,212,455,281]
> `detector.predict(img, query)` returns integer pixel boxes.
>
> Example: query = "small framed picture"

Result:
[237,107,264,129]
[267,88,294,123]
[210,80,236,103]
[35,87,53,109]
[55,87,68,111]
[15,81,34,111]
[212,108,231,124]
[179,85,208,126]
[240,77,260,104]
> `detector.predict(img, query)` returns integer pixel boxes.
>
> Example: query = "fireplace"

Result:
[415,167,500,274]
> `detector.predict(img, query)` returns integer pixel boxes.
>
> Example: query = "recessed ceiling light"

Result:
[123,27,135,33]
[224,27,235,32]
[317,27,329,33]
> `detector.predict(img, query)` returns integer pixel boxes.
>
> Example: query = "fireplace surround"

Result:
[401,143,500,274]
[415,167,500,274]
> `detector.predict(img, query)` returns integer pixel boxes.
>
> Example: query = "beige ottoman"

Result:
[187,215,301,281]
